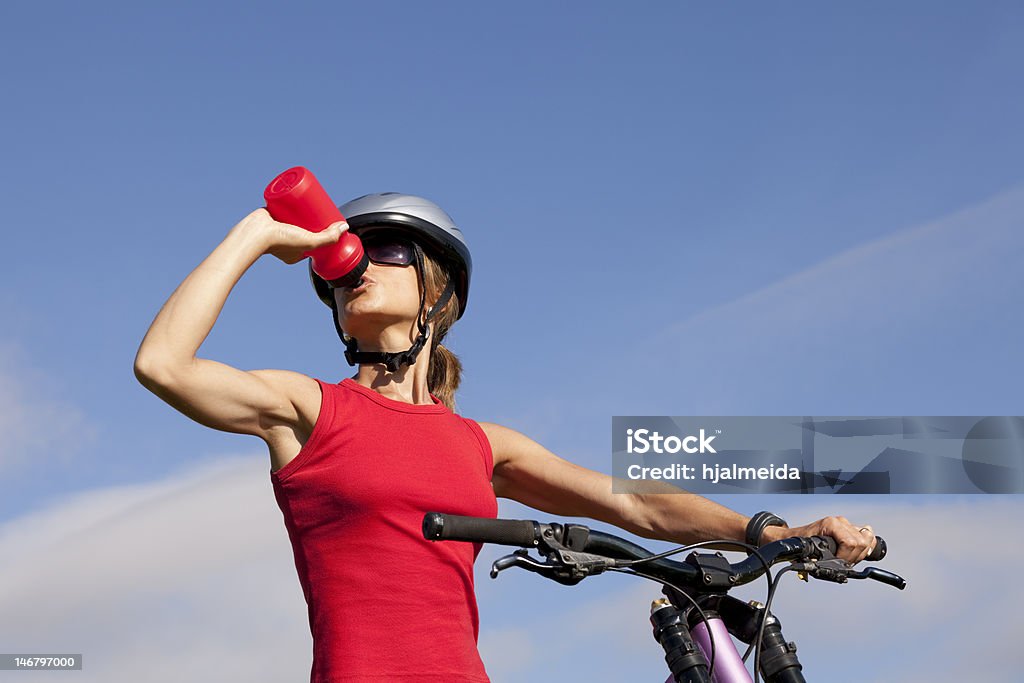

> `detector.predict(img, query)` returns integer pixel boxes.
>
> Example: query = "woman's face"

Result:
[333,234,423,340]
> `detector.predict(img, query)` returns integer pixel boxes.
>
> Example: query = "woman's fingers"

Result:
[792,516,876,564]
[312,221,347,246]
[825,516,875,563]
[267,220,347,264]
[280,219,346,247]
[229,209,350,264]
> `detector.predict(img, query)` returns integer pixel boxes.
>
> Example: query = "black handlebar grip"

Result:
[422,513,539,547]
[813,535,887,561]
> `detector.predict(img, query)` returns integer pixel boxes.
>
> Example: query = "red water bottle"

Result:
[263,167,368,288]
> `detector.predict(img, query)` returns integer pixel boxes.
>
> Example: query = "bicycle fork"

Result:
[651,597,806,683]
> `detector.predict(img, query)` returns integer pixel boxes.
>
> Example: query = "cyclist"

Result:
[134,193,878,683]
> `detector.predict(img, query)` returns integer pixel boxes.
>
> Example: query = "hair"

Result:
[420,250,462,412]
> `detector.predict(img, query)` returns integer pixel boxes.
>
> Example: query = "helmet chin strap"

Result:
[331,244,455,373]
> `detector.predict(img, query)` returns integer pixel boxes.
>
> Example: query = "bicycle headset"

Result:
[309,192,472,372]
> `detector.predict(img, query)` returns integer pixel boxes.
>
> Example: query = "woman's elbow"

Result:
[133,348,185,392]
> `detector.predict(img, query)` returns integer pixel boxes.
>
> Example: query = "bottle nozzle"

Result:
[324,255,369,290]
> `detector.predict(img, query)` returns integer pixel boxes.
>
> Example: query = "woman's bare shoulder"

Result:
[249,369,323,425]
[474,422,537,466]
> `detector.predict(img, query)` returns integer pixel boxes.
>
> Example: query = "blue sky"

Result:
[1,2,1023,681]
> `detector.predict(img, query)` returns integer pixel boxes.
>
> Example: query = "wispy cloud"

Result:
[670,182,1024,335]
[0,342,96,470]
[0,454,311,682]
[622,183,1024,415]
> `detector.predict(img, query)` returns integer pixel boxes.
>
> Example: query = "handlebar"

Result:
[423,512,906,591]
[423,512,541,547]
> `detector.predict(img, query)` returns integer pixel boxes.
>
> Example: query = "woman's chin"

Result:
[338,308,418,338]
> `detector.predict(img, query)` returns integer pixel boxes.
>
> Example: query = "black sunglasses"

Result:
[362,235,417,267]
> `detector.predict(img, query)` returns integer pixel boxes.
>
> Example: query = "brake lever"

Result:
[848,566,907,590]
[491,550,551,579]
[792,558,908,590]
[490,550,587,586]
[490,548,616,585]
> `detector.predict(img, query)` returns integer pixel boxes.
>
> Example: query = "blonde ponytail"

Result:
[421,252,463,411]
[428,342,462,412]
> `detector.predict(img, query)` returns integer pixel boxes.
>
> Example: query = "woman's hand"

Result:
[764,516,877,564]
[231,208,346,265]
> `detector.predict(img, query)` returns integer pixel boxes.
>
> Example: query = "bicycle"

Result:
[423,512,906,683]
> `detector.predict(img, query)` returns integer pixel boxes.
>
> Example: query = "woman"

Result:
[134,192,877,682]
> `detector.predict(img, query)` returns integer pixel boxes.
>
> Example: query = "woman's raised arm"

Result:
[133,209,343,440]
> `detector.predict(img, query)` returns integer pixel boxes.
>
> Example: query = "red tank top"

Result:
[270,378,497,682]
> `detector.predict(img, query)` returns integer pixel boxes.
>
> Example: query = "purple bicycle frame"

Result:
[663,614,752,683]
